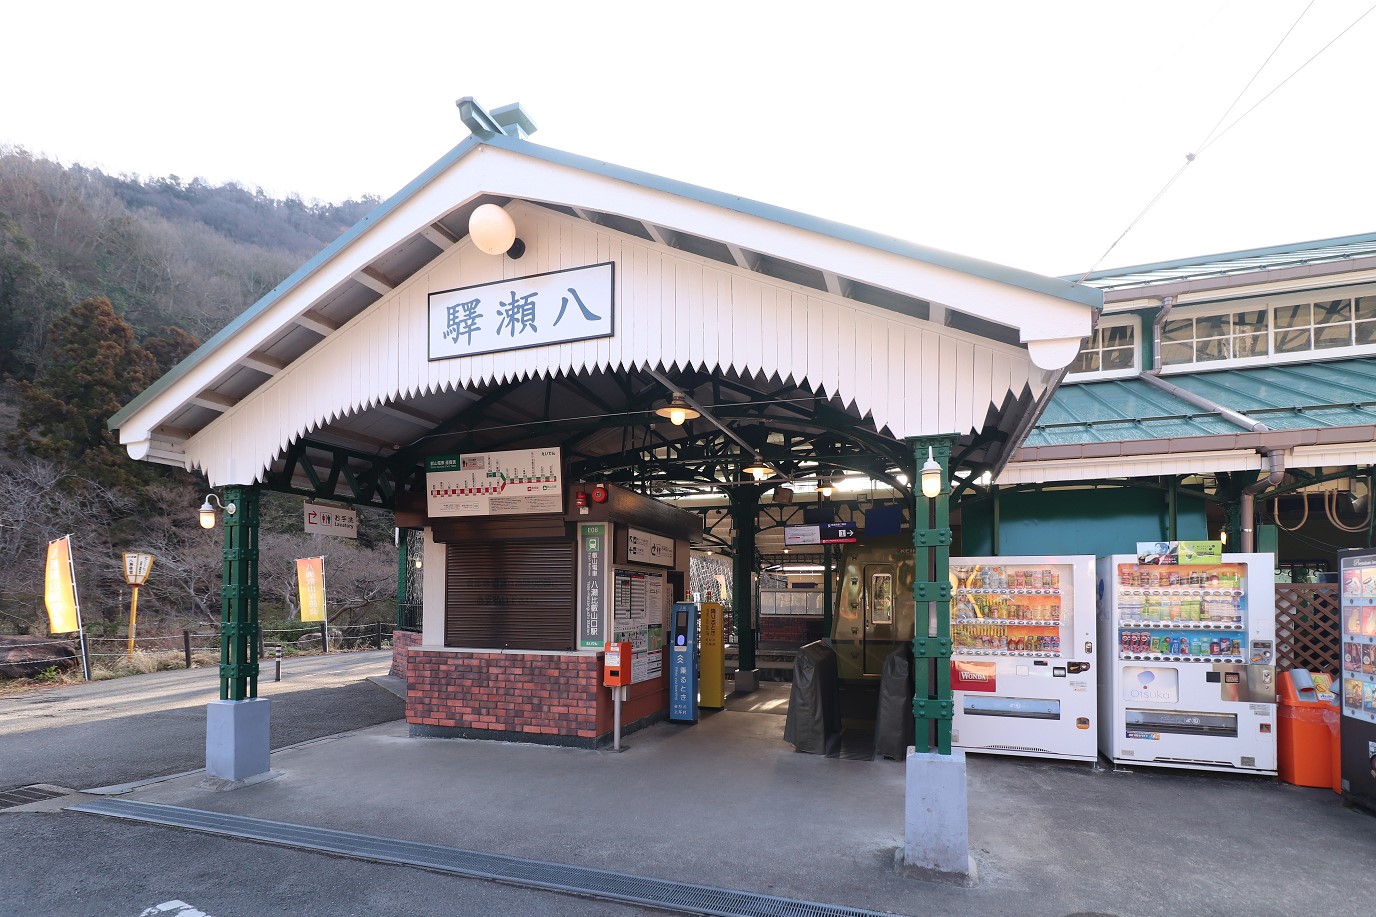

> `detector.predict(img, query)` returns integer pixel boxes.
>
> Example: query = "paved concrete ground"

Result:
[30,681,1376,917]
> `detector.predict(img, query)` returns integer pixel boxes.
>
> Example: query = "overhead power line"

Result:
[1076,2,1374,283]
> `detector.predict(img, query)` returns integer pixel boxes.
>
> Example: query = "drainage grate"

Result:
[70,799,893,917]
[0,785,67,811]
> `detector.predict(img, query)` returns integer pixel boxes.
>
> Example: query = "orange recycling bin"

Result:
[1276,670,1341,793]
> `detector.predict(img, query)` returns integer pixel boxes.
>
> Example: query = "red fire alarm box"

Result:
[603,641,633,687]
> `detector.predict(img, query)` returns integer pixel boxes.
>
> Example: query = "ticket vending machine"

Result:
[670,602,699,723]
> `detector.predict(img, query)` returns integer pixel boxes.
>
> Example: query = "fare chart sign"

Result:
[426,448,563,518]
[428,262,615,360]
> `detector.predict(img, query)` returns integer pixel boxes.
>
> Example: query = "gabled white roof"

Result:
[111,130,1098,487]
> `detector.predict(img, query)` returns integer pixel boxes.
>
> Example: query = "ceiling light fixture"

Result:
[654,393,700,426]
[743,454,772,481]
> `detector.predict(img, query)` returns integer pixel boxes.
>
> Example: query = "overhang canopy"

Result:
[111,112,1098,497]
[1003,358,1376,485]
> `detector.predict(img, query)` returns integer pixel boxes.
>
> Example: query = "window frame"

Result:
[1159,282,1376,374]
[1065,314,1141,382]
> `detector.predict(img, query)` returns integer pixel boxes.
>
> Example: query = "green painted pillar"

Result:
[219,485,260,702]
[822,544,834,642]
[395,528,410,631]
[729,486,762,672]
[909,436,956,755]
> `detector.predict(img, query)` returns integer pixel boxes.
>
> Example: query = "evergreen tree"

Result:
[10,296,157,488]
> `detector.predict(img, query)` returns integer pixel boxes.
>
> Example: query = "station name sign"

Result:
[428,262,615,361]
[784,523,859,546]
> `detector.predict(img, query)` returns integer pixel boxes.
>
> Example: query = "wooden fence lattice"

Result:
[1275,584,1340,674]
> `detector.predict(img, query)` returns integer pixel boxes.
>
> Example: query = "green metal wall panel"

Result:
[960,487,1208,557]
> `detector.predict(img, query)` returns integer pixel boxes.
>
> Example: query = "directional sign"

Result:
[819,523,859,544]
[785,523,858,546]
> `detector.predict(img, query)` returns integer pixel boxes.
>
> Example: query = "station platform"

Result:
[51,679,1376,916]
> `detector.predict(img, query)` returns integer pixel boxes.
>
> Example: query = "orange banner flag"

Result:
[44,536,80,634]
[296,556,327,622]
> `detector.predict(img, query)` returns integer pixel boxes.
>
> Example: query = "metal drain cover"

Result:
[0,785,69,811]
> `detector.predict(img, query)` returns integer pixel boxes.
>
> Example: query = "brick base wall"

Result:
[390,630,422,680]
[759,615,825,648]
[407,650,607,744]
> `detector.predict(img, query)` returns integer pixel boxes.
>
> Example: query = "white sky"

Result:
[3,1,1373,278]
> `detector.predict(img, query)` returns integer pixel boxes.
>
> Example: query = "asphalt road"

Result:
[1,651,675,916]
[0,812,670,917]
[0,650,405,792]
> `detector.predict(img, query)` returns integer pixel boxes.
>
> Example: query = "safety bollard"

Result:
[319,621,328,653]
[275,644,283,682]
[183,629,192,669]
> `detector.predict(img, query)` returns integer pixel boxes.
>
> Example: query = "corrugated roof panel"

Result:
[1071,232,1376,291]
[1033,357,1376,447]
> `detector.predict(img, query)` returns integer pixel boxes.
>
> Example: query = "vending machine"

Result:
[1098,553,1277,774]
[1339,548,1376,813]
[949,555,1098,762]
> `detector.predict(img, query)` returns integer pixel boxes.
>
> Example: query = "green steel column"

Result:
[219,485,260,702]
[1224,501,1242,548]
[822,544,834,642]
[1168,477,1179,541]
[909,436,956,755]
[395,528,409,630]
[729,487,761,672]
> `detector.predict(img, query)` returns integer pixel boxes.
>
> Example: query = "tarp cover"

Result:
[783,641,841,755]
[873,643,916,760]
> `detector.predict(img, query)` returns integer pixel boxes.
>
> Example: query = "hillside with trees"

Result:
[0,147,398,649]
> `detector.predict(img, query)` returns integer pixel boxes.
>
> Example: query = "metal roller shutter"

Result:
[444,541,575,651]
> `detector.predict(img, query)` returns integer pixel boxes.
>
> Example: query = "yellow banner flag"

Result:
[44,536,79,634]
[296,556,327,622]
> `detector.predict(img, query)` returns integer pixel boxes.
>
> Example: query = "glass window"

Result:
[1104,325,1133,348]
[1163,318,1194,342]
[1162,341,1194,365]
[1196,314,1230,338]
[1273,304,1310,328]
[1196,337,1229,362]
[1103,348,1134,370]
[1315,322,1352,349]
[1275,327,1312,354]
[1314,299,1352,324]
[1233,333,1268,358]
[1069,322,1135,375]
[1071,350,1100,373]
[1233,309,1267,334]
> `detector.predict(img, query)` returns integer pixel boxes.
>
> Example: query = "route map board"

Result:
[613,568,665,684]
[426,448,563,518]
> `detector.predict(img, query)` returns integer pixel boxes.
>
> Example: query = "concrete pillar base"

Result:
[732,669,760,693]
[898,746,977,886]
[206,698,271,783]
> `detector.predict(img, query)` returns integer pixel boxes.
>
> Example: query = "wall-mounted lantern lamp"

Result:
[654,393,700,426]
[199,493,236,530]
[468,203,525,259]
[920,447,944,499]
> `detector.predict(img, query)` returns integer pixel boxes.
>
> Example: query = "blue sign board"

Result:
[669,602,698,723]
